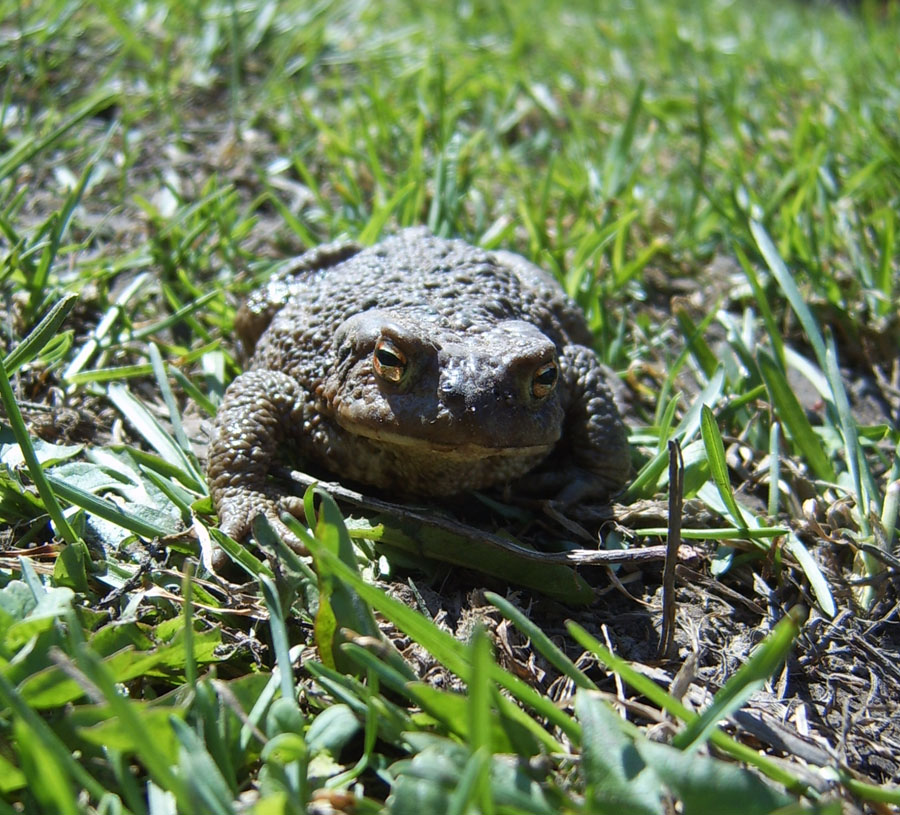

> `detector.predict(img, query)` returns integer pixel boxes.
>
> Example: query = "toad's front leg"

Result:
[558,344,631,494]
[207,369,308,545]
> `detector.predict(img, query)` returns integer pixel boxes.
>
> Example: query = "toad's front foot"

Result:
[207,369,309,557]
[215,486,308,553]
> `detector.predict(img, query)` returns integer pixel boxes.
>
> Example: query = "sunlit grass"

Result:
[1,0,898,811]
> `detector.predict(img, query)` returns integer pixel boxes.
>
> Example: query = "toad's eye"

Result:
[531,361,558,399]
[373,338,407,383]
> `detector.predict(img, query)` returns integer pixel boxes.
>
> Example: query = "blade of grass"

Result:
[148,344,197,467]
[624,366,725,501]
[0,89,119,181]
[107,383,204,486]
[3,293,78,375]
[700,404,748,529]
[63,272,149,384]
[44,472,177,539]
[784,532,836,617]
[29,123,116,312]
[485,591,597,691]
[671,608,803,751]
[603,80,645,202]
[750,219,827,370]
[129,290,219,341]
[292,513,574,746]
[757,349,836,482]
[64,614,192,806]
[0,673,110,803]
[0,358,78,544]
[567,615,809,795]
[824,330,875,537]
[768,421,781,517]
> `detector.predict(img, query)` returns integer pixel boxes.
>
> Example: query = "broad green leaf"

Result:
[637,739,792,815]
[0,751,25,793]
[5,587,74,651]
[285,492,414,680]
[576,691,663,814]
[0,672,109,803]
[77,706,182,756]
[404,683,532,756]
[45,472,180,538]
[373,513,595,605]
[306,704,361,756]
[388,735,554,815]
[567,621,805,794]
[261,733,309,765]
[20,629,221,708]
[0,580,37,622]
[13,718,80,815]
[53,540,91,594]
[172,716,238,807]
[305,659,411,747]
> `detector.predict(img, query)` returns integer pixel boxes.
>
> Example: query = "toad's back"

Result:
[242,228,594,376]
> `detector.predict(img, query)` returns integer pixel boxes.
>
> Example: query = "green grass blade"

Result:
[44,472,177,539]
[566,620,808,795]
[485,591,597,691]
[0,89,119,182]
[757,349,836,482]
[733,243,785,367]
[784,532,836,617]
[0,673,109,804]
[129,290,220,341]
[29,124,115,310]
[148,344,196,465]
[0,358,79,544]
[575,692,662,815]
[824,330,875,536]
[700,405,748,529]
[3,293,78,375]
[624,367,726,501]
[768,421,781,517]
[603,80,645,201]
[750,220,827,370]
[671,608,803,751]
[63,273,149,383]
[106,383,204,486]
[298,522,573,745]
[68,636,191,806]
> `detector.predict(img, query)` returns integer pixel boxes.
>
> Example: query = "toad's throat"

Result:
[335,416,556,459]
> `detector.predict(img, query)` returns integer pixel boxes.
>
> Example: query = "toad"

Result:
[207,228,629,542]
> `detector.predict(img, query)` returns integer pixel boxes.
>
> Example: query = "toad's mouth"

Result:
[336,416,556,459]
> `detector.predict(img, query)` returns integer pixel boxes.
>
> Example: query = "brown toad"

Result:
[208,228,629,542]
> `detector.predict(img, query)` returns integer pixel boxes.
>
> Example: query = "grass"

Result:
[1,0,899,812]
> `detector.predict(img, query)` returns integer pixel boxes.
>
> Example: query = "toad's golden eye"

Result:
[373,338,407,383]
[531,361,558,399]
